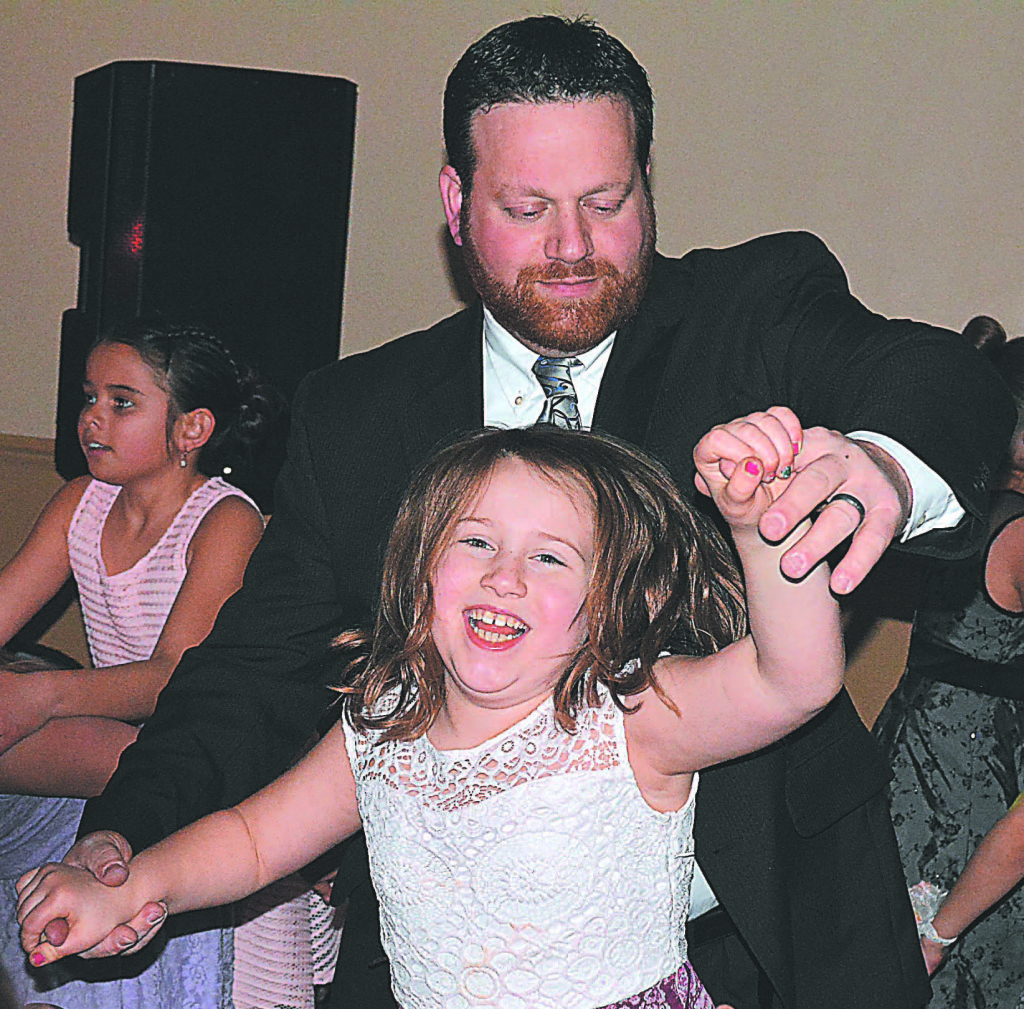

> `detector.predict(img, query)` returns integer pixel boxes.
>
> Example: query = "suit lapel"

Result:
[401,304,484,468]
[593,261,681,449]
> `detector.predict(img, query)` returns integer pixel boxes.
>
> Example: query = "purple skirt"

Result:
[598,961,716,1009]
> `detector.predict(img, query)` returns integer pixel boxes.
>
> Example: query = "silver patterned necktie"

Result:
[532,356,582,429]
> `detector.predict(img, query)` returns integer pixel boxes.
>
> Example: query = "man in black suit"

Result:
[56,15,1011,1009]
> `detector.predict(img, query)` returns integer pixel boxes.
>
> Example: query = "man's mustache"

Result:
[517,260,619,284]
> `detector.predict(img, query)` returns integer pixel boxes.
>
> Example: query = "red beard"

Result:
[461,223,655,356]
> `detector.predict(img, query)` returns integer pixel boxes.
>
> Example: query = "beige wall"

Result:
[2,2,1022,710]
[3,1,1021,440]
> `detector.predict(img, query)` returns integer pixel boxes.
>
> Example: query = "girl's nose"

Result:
[79,400,102,431]
[480,554,526,597]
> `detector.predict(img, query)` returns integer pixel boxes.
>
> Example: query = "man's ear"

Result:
[174,407,216,455]
[439,165,464,246]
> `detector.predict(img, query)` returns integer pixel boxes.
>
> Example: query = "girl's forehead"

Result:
[459,457,597,520]
[87,342,168,394]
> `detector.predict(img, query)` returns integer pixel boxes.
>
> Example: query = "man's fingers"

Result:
[42,916,69,947]
[827,516,894,594]
[779,511,893,592]
[63,831,132,887]
[81,902,167,959]
[76,921,143,959]
[759,462,838,542]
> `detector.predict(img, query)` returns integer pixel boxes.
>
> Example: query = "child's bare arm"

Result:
[19,722,361,965]
[632,409,844,773]
[698,409,845,725]
[922,798,1024,974]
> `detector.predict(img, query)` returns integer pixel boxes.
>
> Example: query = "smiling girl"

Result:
[18,418,843,1009]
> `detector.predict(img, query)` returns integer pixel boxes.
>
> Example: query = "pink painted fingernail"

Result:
[30,951,46,967]
[745,460,761,475]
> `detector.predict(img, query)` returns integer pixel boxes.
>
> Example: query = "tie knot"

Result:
[533,356,582,430]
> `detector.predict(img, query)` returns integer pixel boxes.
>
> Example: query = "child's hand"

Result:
[693,407,803,529]
[16,861,144,966]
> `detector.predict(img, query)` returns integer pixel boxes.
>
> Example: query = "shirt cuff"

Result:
[846,431,965,542]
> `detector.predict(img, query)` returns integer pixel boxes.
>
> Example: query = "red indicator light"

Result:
[128,218,145,256]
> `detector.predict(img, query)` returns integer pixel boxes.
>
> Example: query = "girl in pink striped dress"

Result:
[0,318,273,1007]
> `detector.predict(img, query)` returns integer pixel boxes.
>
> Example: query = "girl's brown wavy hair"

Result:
[334,427,747,739]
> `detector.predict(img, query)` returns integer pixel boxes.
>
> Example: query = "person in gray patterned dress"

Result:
[874,315,1024,1008]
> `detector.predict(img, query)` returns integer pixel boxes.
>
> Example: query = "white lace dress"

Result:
[342,685,704,1009]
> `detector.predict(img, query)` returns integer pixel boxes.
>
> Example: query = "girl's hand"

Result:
[694,407,803,529]
[920,936,949,976]
[16,861,140,966]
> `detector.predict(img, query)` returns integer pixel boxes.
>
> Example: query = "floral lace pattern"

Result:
[343,687,697,1009]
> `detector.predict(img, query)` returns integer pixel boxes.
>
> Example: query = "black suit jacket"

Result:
[82,232,1013,1007]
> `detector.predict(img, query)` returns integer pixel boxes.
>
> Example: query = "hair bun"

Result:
[963,315,1007,358]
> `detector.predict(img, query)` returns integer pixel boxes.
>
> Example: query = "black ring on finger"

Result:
[826,492,866,526]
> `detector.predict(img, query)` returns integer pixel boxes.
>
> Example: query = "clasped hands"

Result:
[695,406,911,592]
[19,406,912,965]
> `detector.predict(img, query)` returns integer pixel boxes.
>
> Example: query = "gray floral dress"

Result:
[874,491,1024,1009]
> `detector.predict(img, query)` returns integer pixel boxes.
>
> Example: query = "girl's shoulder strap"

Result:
[67,478,118,545]
[173,476,263,539]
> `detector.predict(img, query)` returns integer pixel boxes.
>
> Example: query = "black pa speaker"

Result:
[56,60,357,510]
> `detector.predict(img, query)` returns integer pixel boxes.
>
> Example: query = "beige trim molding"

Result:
[0,432,56,461]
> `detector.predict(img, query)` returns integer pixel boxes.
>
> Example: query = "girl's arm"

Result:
[922,798,1024,974]
[18,721,361,964]
[0,478,86,645]
[630,408,845,775]
[0,496,262,772]
[0,479,87,754]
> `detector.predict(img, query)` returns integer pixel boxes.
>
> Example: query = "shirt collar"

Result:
[482,307,616,380]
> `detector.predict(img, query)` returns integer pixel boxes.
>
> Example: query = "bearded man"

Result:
[52,15,1011,1009]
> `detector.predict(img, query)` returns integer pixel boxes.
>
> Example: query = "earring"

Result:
[180,452,189,468]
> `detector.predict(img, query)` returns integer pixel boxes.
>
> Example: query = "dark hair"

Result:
[336,427,746,740]
[963,315,1024,412]
[95,318,279,479]
[443,15,654,194]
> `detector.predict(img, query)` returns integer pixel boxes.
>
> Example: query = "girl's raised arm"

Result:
[631,408,845,774]
[18,720,361,964]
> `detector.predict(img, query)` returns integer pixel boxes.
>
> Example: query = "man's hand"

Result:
[43,832,167,958]
[757,429,911,594]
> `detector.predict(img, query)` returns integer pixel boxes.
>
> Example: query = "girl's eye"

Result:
[535,552,566,567]
[459,536,493,550]
[112,397,135,410]
[82,392,97,406]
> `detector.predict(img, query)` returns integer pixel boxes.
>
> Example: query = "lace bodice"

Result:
[342,687,696,1009]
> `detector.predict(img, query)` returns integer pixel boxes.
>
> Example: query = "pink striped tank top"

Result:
[67,477,261,668]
